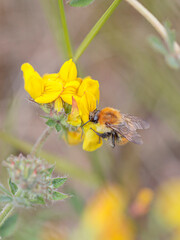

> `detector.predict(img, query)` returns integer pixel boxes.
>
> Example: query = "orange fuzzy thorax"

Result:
[98,107,122,126]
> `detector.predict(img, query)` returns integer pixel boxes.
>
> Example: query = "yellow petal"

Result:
[78,93,97,123]
[43,73,59,81]
[76,77,83,84]
[83,124,103,151]
[67,97,81,126]
[64,80,81,92]
[54,98,63,112]
[21,63,44,100]
[61,81,80,105]
[78,77,100,103]
[35,80,63,103]
[59,59,77,83]
[64,128,83,145]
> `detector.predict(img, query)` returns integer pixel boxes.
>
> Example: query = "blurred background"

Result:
[0,0,180,239]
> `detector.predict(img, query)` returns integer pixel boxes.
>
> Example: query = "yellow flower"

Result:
[22,59,103,151]
[154,178,180,228]
[73,185,135,240]
[63,127,83,146]
[130,188,154,217]
[21,59,80,112]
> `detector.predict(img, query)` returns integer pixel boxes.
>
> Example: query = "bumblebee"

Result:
[83,107,149,147]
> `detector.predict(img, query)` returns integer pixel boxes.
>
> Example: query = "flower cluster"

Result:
[3,154,67,207]
[21,59,102,151]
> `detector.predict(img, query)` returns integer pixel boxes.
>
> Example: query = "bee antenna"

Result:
[81,120,90,128]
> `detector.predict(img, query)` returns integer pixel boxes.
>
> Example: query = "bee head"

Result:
[81,109,100,128]
[89,109,100,123]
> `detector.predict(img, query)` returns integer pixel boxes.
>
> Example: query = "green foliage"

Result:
[45,118,62,132]
[55,123,61,132]
[52,177,67,188]
[0,183,11,196]
[0,214,18,238]
[149,36,167,55]
[68,0,95,7]
[45,119,57,127]
[0,195,13,203]
[165,22,176,52]
[46,165,55,177]
[15,196,30,207]
[29,195,45,205]
[9,179,18,195]
[165,55,180,69]
[149,22,180,69]
[52,191,68,200]
[4,154,68,207]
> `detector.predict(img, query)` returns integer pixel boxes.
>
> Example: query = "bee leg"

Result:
[90,128,110,139]
[111,132,116,148]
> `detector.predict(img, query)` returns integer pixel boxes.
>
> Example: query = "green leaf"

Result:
[52,177,67,188]
[164,21,176,52]
[45,119,56,127]
[46,165,55,177]
[40,104,52,114]
[55,124,61,132]
[165,55,180,69]
[0,195,13,203]
[9,179,18,195]
[0,214,18,238]
[30,196,45,205]
[52,191,68,201]
[0,183,11,196]
[63,102,72,114]
[69,0,95,7]
[149,36,168,56]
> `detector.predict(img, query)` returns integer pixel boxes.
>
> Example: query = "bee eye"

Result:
[94,115,98,123]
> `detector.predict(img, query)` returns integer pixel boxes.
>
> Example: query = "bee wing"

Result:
[121,114,150,131]
[106,123,143,145]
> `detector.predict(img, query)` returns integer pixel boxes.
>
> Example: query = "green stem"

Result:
[0,131,99,186]
[0,203,14,228]
[73,0,122,62]
[58,0,73,59]
[0,189,22,228]
[124,0,180,55]
[30,126,53,157]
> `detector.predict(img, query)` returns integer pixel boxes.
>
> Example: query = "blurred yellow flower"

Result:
[73,185,135,240]
[154,178,180,228]
[130,188,154,217]
[21,59,80,112]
